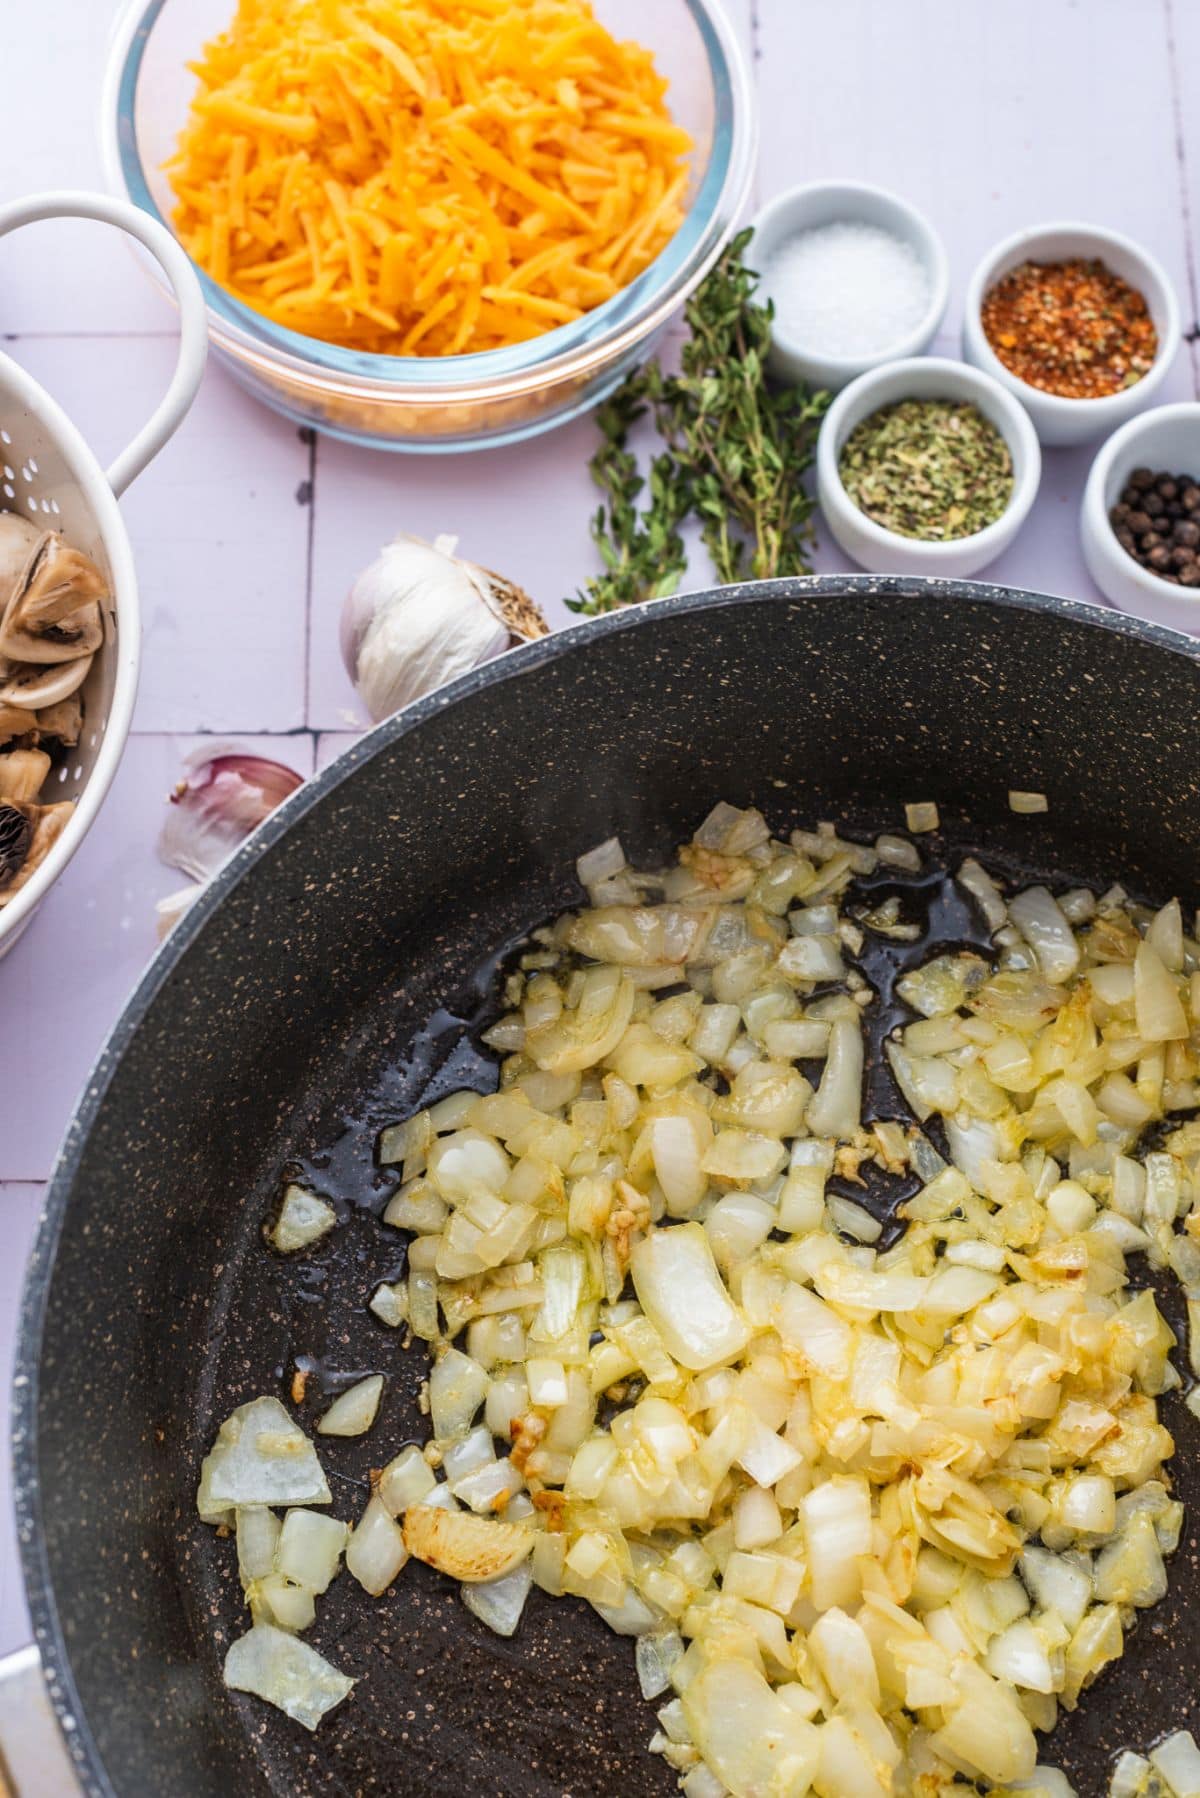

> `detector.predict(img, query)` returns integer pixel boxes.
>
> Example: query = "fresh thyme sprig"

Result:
[575,380,690,614]
[570,230,830,616]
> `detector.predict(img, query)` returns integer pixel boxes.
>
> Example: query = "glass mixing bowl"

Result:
[102,0,755,453]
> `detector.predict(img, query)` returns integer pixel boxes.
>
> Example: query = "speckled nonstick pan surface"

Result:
[15,577,1200,1798]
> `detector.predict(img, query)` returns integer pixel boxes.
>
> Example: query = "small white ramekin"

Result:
[962,222,1180,448]
[751,181,948,393]
[1081,403,1200,634]
[816,356,1041,578]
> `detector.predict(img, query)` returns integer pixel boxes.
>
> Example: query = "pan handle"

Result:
[0,190,208,499]
[0,1645,79,1794]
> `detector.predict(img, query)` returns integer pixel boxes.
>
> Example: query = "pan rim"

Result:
[15,573,1200,1796]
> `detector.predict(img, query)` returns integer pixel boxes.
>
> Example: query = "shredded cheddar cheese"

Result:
[167,0,693,358]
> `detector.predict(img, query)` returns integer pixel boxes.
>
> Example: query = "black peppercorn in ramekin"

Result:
[1081,404,1200,631]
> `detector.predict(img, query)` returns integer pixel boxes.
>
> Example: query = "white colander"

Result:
[0,190,207,956]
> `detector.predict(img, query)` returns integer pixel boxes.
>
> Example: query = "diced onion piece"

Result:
[690,1003,741,1064]
[875,833,921,871]
[527,966,636,1074]
[236,1506,281,1586]
[681,1657,820,1797]
[1009,790,1049,814]
[428,1129,510,1199]
[1135,939,1188,1042]
[776,1285,851,1378]
[1059,1471,1115,1536]
[402,1504,534,1582]
[462,1558,533,1637]
[809,1607,879,1706]
[650,1114,708,1215]
[1019,1547,1092,1632]
[636,1629,684,1699]
[378,1111,433,1169]
[451,1456,523,1514]
[270,1184,336,1254]
[317,1375,384,1438]
[275,1507,348,1595]
[429,1349,489,1440]
[905,802,939,833]
[826,1194,881,1243]
[1150,1730,1200,1797]
[928,1661,1037,1785]
[1008,886,1080,984]
[248,1573,315,1634]
[198,1397,330,1524]
[630,1223,749,1372]
[1093,1512,1167,1607]
[594,1587,660,1637]
[223,1623,355,1731]
[732,1485,782,1551]
[886,1041,957,1120]
[346,1495,409,1596]
[737,1414,802,1488]
[801,1477,871,1611]
[369,1281,407,1328]
[764,1019,830,1060]
[805,1016,862,1140]
[378,1446,437,1516]
[1111,1752,1153,1798]
[577,836,626,888]
[681,1767,726,1798]
[959,857,1008,930]
[983,1617,1057,1693]
[441,1425,494,1484]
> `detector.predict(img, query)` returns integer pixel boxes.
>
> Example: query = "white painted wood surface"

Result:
[0,0,1197,1675]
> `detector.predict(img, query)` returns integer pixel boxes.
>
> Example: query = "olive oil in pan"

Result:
[294,925,530,1215]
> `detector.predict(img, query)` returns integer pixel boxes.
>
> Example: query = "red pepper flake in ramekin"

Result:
[981,257,1157,399]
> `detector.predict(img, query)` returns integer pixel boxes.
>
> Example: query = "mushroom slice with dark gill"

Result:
[0,651,92,711]
[0,804,31,889]
[0,800,71,903]
[0,527,107,664]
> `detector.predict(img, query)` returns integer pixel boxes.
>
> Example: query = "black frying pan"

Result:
[16,577,1200,1797]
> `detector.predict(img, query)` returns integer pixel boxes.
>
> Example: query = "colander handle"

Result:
[0,190,208,498]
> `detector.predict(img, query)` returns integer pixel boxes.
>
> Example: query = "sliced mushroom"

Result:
[0,651,92,710]
[0,702,32,745]
[0,749,50,803]
[0,514,42,594]
[33,692,82,746]
[0,530,107,664]
[0,799,71,902]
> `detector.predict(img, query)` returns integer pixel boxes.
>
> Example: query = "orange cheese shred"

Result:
[167,0,692,357]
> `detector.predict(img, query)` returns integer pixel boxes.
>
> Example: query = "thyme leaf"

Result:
[570,230,830,615]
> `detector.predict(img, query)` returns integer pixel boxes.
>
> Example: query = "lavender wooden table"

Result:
[0,0,1197,1708]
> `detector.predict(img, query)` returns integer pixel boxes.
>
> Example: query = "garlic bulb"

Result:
[340,533,548,724]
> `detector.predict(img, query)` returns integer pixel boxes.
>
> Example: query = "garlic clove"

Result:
[0,748,51,804]
[159,747,304,885]
[0,531,107,665]
[155,880,208,940]
[0,651,92,710]
[341,533,549,725]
